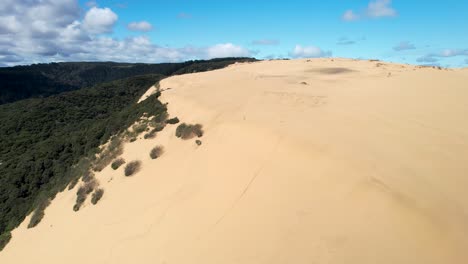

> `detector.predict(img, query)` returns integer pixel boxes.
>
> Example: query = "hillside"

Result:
[1,58,468,263]
[0,58,256,104]
[0,58,254,250]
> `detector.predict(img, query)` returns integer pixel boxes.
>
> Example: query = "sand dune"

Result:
[2,58,468,263]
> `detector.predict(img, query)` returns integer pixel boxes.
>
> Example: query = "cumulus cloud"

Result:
[393,41,416,51]
[127,21,153,32]
[251,39,279,45]
[289,45,332,58]
[206,43,252,58]
[343,0,396,21]
[82,7,118,34]
[0,1,255,66]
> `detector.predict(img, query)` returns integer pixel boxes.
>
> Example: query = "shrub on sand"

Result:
[91,188,104,205]
[165,117,179,124]
[111,158,125,170]
[28,199,51,228]
[175,123,204,139]
[124,160,141,176]
[73,180,97,211]
[150,146,164,159]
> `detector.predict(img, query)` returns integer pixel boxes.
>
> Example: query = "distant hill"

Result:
[0,58,256,104]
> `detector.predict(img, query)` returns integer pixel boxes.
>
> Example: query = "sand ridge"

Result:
[1,58,468,263]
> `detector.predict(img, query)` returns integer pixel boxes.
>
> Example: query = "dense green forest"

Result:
[0,58,256,104]
[0,58,256,251]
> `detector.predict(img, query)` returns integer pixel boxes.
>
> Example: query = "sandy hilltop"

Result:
[1,58,468,263]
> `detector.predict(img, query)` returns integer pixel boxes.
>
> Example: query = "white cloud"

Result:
[251,39,279,45]
[82,7,118,34]
[206,43,251,58]
[177,12,192,19]
[343,0,396,22]
[0,1,254,66]
[366,0,397,18]
[393,41,415,51]
[127,21,153,32]
[342,10,359,21]
[290,45,331,58]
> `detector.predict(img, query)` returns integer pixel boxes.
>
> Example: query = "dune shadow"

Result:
[309,67,355,74]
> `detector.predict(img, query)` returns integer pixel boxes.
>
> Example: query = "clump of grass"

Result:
[165,117,179,124]
[144,131,157,139]
[91,188,104,205]
[0,232,11,252]
[124,160,141,176]
[195,140,202,146]
[73,180,97,211]
[129,137,137,142]
[27,199,51,228]
[175,123,204,139]
[111,158,125,170]
[150,146,164,159]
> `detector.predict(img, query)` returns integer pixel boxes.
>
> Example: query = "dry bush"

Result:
[195,140,202,146]
[175,123,204,140]
[73,179,97,211]
[150,146,164,159]
[124,160,141,176]
[91,188,104,205]
[27,199,51,228]
[111,158,125,170]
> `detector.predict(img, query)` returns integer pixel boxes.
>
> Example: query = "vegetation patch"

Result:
[165,117,179,124]
[0,231,11,252]
[175,123,204,139]
[91,189,104,205]
[93,136,124,172]
[73,180,97,211]
[27,199,51,229]
[124,161,141,176]
[150,146,164,159]
[111,158,125,170]
[195,140,202,146]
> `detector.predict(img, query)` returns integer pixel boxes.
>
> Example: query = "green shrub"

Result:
[0,231,11,252]
[150,146,164,159]
[165,117,179,124]
[195,140,202,146]
[132,123,147,134]
[91,189,104,205]
[175,123,204,139]
[144,131,156,139]
[124,161,141,176]
[27,199,51,228]
[129,137,137,142]
[111,158,125,170]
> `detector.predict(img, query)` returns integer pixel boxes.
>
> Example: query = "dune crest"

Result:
[1,58,468,264]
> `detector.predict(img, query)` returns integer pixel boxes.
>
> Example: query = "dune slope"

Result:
[1,58,468,264]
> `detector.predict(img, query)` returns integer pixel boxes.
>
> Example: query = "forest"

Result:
[0,58,256,104]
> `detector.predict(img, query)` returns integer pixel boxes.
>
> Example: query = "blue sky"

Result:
[0,0,467,67]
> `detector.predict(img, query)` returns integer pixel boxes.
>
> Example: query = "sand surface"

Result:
[2,58,468,263]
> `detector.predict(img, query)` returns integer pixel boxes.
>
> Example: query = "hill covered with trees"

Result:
[0,58,256,104]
